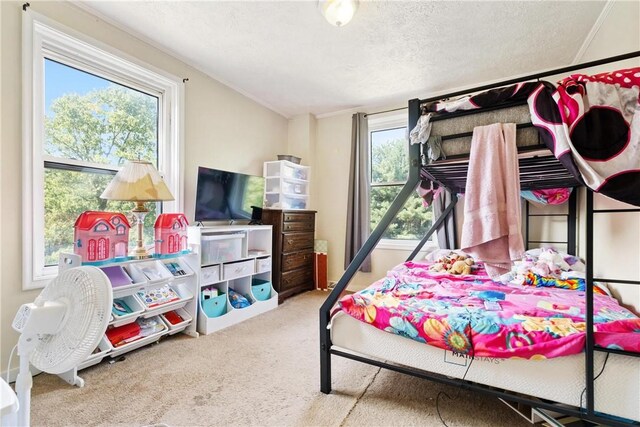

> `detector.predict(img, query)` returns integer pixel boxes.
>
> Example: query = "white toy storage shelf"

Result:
[188,225,278,335]
[58,251,199,379]
[263,160,310,210]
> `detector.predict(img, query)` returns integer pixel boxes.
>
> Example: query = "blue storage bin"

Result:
[251,279,272,301]
[202,293,227,318]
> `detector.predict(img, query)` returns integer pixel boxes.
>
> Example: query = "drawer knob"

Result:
[287,239,294,245]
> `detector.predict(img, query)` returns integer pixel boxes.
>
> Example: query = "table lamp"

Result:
[100,160,174,259]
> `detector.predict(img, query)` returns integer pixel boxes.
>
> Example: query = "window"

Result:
[23,12,183,289]
[369,115,434,247]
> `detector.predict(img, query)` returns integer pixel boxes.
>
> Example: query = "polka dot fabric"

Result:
[529,67,640,206]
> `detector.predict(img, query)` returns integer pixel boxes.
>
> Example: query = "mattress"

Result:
[330,311,640,422]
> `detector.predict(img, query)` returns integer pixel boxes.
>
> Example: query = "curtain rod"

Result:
[364,106,407,118]
[417,50,640,105]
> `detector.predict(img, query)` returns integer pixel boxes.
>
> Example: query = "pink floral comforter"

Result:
[339,261,640,359]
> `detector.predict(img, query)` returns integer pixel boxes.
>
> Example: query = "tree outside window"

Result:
[43,59,160,266]
[370,126,434,240]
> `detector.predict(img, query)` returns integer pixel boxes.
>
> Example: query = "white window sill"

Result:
[376,239,438,252]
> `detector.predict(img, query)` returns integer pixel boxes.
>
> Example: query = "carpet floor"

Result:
[31,291,530,427]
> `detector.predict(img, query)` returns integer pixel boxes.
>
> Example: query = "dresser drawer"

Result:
[282,232,314,252]
[281,267,314,291]
[223,259,254,280]
[283,221,314,232]
[283,212,313,223]
[282,250,313,272]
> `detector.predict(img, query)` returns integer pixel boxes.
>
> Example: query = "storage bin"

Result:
[110,294,145,328]
[251,279,272,301]
[264,193,308,210]
[281,179,307,195]
[201,234,244,265]
[223,259,255,280]
[108,316,168,358]
[255,257,271,273]
[131,260,173,282]
[160,307,192,335]
[202,293,227,318]
[201,265,221,284]
[77,336,112,370]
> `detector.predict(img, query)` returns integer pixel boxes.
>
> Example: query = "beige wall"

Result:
[0,0,288,373]
[286,113,317,209]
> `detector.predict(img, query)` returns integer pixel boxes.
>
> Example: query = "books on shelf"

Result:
[100,265,133,287]
[137,284,181,308]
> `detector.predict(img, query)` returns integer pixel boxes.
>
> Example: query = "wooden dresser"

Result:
[261,209,316,302]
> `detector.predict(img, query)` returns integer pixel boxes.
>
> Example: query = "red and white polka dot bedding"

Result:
[528,68,640,206]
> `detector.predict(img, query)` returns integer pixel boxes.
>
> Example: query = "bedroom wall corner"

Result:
[286,113,317,209]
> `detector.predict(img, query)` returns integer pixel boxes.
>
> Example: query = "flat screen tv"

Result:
[194,167,264,222]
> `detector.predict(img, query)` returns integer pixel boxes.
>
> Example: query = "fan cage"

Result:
[30,267,112,374]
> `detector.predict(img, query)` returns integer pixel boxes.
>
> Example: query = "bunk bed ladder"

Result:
[585,190,640,422]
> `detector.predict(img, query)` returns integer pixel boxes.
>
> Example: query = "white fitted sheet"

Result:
[330,311,640,422]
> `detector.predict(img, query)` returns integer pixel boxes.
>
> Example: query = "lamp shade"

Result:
[100,160,174,202]
[318,0,358,27]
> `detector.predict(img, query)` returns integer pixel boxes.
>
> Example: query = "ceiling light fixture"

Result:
[318,0,359,27]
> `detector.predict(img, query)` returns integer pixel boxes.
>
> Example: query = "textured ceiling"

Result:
[78,1,606,117]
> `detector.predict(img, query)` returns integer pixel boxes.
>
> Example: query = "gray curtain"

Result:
[433,189,456,249]
[344,112,371,272]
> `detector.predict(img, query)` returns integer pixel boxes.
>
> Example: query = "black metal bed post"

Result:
[319,99,423,394]
[567,189,578,256]
[585,190,595,416]
[525,201,530,251]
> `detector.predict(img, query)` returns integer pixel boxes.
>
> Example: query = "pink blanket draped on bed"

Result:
[461,123,524,278]
[339,260,640,360]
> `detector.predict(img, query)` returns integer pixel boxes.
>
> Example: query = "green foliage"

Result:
[44,86,159,265]
[370,137,433,240]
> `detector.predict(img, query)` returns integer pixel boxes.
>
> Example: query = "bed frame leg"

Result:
[320,306,332,394]
[320,341,332,394]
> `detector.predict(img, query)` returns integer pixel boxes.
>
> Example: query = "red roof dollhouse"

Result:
[74,211,131,263]
[154,213,189,256]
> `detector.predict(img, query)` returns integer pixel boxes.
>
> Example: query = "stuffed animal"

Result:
[449,258,474,275]
[429,252,475,275]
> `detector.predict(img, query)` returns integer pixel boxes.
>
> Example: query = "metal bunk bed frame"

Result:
[320,51,640,426]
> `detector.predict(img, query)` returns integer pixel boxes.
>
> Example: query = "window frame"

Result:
[22,11,184,289]
[368,113,436,251]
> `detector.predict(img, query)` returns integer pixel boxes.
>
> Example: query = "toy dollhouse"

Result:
[74,211,131,263]
[154,213,189,256]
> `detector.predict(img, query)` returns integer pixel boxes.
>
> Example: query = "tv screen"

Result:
[194,167,264,222]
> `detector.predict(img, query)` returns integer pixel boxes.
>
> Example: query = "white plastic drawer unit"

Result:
[223,259,255,280]
[201,265,221,285]
[201,233,244,265]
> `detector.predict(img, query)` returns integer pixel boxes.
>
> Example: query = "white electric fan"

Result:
[11,266,112,427]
